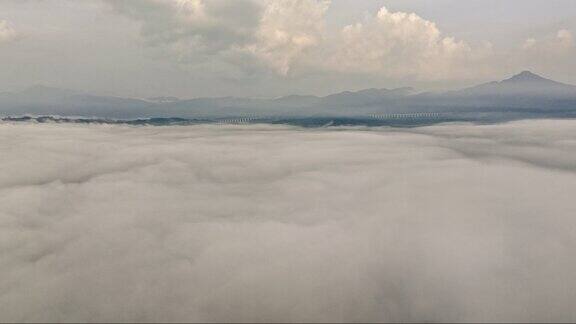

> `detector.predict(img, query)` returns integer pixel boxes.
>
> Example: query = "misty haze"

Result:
[1,0,576,323]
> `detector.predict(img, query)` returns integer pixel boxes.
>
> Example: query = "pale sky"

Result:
[1,0,575,98]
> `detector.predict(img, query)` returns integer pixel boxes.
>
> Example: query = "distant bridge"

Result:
[215,116,260,125]
[369,112,441,120]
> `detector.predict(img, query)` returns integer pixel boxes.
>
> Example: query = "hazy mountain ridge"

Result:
[1,72,575,119]
[453,71,576,97]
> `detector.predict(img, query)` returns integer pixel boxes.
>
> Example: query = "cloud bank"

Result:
[1,120,576,322]
[105,0,491,79]
[105,0,576,82]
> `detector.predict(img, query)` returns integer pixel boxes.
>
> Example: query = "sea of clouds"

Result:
[1,120,576,322]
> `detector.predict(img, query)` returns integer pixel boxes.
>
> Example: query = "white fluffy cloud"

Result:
[248,0,330,75]
[106,1,495,79]
[105,1,576,82]
[1,120,576,322]
[323,7,491,79]
[0,20,17,44]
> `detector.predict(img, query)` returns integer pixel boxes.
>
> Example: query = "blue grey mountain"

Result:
[1,72,575,119]
[454,71,576,97]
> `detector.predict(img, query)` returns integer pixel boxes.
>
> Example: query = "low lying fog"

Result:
[1,120,575,322]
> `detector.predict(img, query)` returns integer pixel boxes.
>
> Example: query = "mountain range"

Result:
[1,71,575,120]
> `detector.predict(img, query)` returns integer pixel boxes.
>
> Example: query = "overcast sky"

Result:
[0,0,575,98]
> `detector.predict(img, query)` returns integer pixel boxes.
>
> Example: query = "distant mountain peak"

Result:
[505,71,551,83]
[455,70,576,98]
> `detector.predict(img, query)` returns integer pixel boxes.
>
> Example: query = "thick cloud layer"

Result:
[1,120,576,322]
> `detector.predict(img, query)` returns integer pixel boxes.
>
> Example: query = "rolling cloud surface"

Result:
[1,120,575,322]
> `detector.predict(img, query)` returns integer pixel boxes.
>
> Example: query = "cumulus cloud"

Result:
[106,1,496,79]
[247,0,330,75]
[104,0,329,75]
[1,120,576,322]
[0,20,17,44]
[322,7,492,79]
